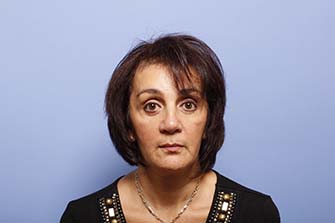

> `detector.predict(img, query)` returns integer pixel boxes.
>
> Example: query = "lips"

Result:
[159,143,183,152]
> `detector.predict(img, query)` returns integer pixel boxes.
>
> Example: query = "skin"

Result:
[129,63,208,173]
[118,64,217,222]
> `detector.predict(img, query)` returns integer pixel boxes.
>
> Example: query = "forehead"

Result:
[132,63,203,93]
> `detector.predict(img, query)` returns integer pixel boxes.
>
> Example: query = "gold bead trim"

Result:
[208,191,237,223]
[98,190,236,223]
[99,193,126,223]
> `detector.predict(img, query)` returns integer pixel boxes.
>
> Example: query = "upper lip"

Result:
[159,143,183,148]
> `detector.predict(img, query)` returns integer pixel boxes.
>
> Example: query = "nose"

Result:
[159,108,182,135]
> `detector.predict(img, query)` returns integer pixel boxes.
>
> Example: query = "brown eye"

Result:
[144,102,160,113]
[182,101,197,111]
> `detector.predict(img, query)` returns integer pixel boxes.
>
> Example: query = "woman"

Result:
[61,34,280,223]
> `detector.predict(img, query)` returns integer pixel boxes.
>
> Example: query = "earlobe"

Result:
[129,133,135,142]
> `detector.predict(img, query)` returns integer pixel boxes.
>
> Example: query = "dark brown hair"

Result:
[105,34,226,172]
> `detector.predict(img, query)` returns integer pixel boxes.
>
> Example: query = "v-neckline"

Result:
[99,170,237,223]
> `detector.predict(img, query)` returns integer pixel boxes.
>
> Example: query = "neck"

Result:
[136,165,202,209]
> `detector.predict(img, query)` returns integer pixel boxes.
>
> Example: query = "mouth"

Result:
[158,143,184,152]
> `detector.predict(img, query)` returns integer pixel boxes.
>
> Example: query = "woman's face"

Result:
[129,64,208,172]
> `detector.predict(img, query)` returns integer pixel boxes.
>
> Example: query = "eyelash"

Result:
[143,99,197,113]
[143,102,161,113]
[181,100,197,111]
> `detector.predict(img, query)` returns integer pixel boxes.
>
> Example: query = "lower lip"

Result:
[160,146,182,152]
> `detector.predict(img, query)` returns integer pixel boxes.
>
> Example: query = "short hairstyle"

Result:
[105,34,226,172]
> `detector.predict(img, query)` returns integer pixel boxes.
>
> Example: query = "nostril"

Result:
[159,120,182,134]
[159,110,182,134]
[160,128,181,135]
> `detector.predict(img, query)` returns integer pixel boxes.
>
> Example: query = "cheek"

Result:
[137,128,156,142]
[185,113,207,135]
[131,116,158,144]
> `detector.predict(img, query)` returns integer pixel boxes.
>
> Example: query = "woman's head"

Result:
[105,34,226,172]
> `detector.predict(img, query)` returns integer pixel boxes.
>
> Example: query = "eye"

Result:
[143,102,161,113]
[181,101,197,112]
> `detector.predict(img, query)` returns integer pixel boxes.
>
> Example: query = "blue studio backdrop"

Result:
[0,1,334,222]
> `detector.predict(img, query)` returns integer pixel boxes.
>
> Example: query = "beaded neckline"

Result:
[98,172,238,223]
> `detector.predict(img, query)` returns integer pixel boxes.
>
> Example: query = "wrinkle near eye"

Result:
[144,102,158,112]
[180,100,197,112]
[142,99,163,114]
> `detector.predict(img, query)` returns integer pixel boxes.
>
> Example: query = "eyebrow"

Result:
[136,89,161,98]
[179,88,201,97]
[136,88,201,98]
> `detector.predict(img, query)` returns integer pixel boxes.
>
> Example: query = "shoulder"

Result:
[60,177,121,223]
[214,169,269,196]
[213,170,280,223]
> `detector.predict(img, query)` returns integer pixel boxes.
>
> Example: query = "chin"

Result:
[151,157,198,173]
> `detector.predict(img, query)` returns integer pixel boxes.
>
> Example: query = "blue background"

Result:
[1,0,334,222]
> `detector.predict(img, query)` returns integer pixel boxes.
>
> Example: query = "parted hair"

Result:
[105,34,226,172]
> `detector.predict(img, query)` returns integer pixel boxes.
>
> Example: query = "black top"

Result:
[60,170,280,223]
